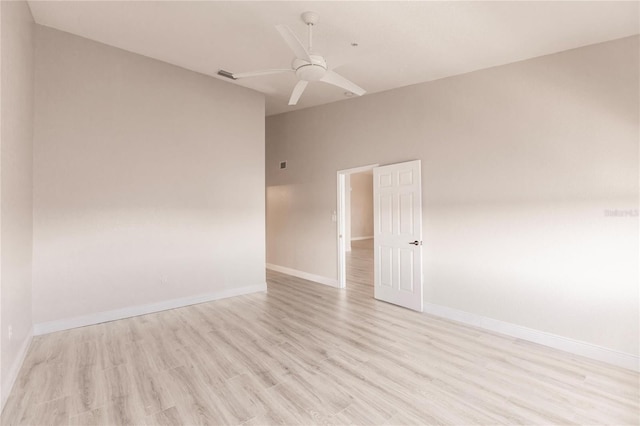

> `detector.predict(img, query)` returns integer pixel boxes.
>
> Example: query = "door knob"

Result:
[409,240,420,245]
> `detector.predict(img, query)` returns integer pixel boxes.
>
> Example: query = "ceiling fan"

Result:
[218,11,366,106]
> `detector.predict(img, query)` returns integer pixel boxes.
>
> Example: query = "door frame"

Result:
[336,163,378,289]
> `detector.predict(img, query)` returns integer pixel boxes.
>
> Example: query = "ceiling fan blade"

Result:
[232,69,292,79]
[276,25,312,62]
[320,70,366,96]
[288,80,308,105]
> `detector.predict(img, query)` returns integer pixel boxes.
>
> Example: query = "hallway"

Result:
[345,238,374,297]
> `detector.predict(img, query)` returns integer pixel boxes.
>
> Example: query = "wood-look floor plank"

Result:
[2,238,639,425]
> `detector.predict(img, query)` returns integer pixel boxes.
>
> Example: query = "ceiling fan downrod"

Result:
[302,11,319,53]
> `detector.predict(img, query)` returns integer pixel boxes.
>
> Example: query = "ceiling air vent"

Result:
[217,69,237,80]
[280,161,287,169]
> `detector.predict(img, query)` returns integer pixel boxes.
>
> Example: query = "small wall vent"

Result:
[280,161,287,169]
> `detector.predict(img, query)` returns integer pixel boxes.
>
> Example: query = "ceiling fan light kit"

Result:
[218,11,365,106]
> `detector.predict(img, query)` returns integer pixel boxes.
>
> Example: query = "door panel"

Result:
[373,160,423,311]
[380,246,393,287]
[399,193,414,234]
[399,248,414,292]
[379,193,393,234]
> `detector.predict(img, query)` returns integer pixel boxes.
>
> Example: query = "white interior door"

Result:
[373,160,423,311]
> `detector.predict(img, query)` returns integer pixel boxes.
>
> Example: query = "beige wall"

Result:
[266,36,639,355]
[0,0,34,405]
[32,26,265,325]
[350,171,373,239]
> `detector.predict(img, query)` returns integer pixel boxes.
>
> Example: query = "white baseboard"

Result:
[2,327,34,410]
[266,263,338,288]
[351,236,373,241]
[423,302,639,372]
[33,283,267,336]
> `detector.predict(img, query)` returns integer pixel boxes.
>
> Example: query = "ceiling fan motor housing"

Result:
[293,55,327,81]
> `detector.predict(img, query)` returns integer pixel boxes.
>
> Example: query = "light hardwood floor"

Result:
[2,239,639,425]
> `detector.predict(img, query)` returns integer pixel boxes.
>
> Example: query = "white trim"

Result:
[423,302,639,372]
[2,327,33,410]
[337,173,346,288]
[351,236,373,241]
[266,263,338,288]
[338,164,379,175]
[33,284,267,336]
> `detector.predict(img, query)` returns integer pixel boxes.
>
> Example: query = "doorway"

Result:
[336,164,377,289]
[337,160,424,312]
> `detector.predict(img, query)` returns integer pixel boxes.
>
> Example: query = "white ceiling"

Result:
[28,1,639,116]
